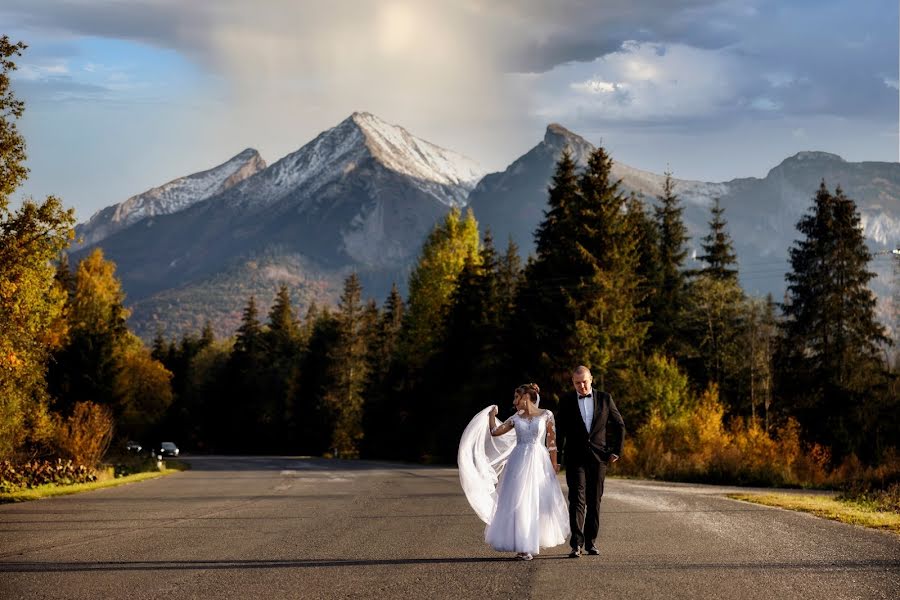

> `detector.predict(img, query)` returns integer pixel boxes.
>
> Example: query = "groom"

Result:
[557,365,625,557]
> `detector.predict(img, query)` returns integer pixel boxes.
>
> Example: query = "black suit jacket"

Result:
[557,388,625,466]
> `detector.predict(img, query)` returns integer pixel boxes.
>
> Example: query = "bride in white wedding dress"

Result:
[458,383,570,560]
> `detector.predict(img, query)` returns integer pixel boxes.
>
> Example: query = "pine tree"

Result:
[224,296,266,450]
[261,284,302,452]
[576,147,647,392]
[626,193,662,351]
[650,172,690,351]
[514,149,582,399]
[361,283,405,458]
[780,182,889,455]
[199,321,215,347]
[497,236,524,321]
[697,198,738,280]
[516,147,646,400]
[324,274,373,457]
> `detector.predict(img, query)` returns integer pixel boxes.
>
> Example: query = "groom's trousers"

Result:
[565,458,608,549]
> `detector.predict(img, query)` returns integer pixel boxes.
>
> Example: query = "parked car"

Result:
[159,442,179,457]
[125,441,142,453]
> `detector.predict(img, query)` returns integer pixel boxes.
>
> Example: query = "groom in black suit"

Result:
[557,365,625,557]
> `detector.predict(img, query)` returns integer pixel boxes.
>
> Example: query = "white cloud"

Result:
[526,41,748,123]
[16,62,69,80]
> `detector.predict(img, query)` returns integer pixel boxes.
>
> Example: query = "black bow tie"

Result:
[578,393,592,400]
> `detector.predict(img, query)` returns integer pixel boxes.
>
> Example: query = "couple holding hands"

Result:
[458,365,626,561]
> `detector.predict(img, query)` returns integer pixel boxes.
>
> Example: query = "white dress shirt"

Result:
[578,389,594,432]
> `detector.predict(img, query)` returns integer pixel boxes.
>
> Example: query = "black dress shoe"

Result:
[586,546,600,555]
[568,547,582,558]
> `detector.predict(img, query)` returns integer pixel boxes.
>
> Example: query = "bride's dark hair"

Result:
[515,383,540,403]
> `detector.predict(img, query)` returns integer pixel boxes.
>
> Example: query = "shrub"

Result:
[53,402,114,467]
[0,458,97,492]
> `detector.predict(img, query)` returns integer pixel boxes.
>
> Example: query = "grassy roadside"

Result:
[729,492,900,534]
[0,460,188,503]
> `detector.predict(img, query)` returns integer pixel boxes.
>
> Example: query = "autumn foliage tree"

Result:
[0,37,76,458]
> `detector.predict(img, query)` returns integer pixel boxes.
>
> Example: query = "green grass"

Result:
[729,492,900,534]
[0,461,188,503]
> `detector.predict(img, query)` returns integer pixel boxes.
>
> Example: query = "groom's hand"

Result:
[610,454,619,463]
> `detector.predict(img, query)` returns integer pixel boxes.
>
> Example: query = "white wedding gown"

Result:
[458,407,570,555]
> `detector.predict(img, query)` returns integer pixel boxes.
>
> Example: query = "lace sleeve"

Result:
[545,411,558,451]
[491,415,514,436]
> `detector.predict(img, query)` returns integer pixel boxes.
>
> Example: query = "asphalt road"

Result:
[1,456,897,599]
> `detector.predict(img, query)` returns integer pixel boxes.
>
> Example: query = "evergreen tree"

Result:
[200,321,215,347]
[324,274,373,457]
[575,147,647,392]
[497,236,524,321]
[626,193,662,351]
[289,304,336,455]
[779,182,890,456]
[697,198,738,280]
[361,283,405,458]
[516,147,646,401]
[224,296,266,450]
[151,327,168,362]
[683,274,745,398]
[650,172,690,351]
[260,284,302,451]
[514,150,582,399]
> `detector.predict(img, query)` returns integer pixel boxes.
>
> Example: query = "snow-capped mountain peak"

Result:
[227,112,485,211]
[77,148,266,247]
[349,112,484,203]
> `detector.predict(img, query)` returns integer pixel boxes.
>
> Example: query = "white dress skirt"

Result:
[459,407,570,555]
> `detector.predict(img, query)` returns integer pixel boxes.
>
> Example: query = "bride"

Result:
[458,383,570,560]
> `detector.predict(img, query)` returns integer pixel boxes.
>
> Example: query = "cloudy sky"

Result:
[4,0,898,221]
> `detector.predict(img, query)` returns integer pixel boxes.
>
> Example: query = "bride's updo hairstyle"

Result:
[515,383,540,404]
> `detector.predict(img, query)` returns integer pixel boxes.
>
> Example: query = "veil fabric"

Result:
[457,405,517,524]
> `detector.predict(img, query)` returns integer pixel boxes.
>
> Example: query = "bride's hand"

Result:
[489,405,498,417]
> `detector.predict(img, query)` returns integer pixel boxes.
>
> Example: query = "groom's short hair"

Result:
[572,365,591,378]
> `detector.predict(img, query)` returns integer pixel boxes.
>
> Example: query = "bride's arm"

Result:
[545,411,560,472]
[489,406,514,436]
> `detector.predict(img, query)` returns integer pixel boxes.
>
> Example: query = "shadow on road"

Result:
[0,557,897,573]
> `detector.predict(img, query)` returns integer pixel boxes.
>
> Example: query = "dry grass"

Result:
[729,492,900,534]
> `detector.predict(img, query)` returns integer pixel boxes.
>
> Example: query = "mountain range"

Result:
[71,112,899,342]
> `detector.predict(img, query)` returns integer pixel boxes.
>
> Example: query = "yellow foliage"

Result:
[53,402,114,467]
[618,380,832,487]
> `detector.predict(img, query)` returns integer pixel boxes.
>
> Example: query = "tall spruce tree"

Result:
[260,284,302,451]
[576,147,647,392]
[224,296,266,450]
[361,283,405,459]
[780,182,889,456]
[626,193,662,353]
[324,274,373,457]
[514,149,582,400]
[697,198,738,280]
[516,147,646,401]
[651,172,690,351]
